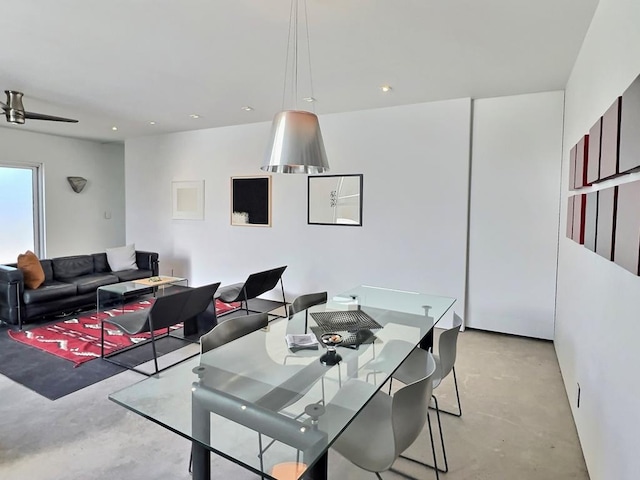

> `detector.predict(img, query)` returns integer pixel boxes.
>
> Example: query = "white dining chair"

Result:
[392,312,464,473]
[328,350,440,479]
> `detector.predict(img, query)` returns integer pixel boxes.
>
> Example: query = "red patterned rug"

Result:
[8,299,241,367]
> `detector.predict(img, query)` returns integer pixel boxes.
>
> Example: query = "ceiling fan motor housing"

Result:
[5,91,26,124]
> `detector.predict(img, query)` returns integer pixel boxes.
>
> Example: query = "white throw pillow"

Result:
[106,244,138,272]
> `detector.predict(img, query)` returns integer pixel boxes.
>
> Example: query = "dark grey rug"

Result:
[0,321,193,401]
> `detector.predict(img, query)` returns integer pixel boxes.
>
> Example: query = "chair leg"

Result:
[399,412,440,479]
[188,448,192,473]
[400,400,446,476]
[427,413,440,480]
[452,366,462,417]
[257,433,266,479]
[150,329,159,375]
[242,287,250,315]
[433,367,463,417]
[279,277,287,315]
[431,395,449,473]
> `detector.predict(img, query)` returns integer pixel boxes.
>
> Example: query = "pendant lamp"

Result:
[262,0,329,174]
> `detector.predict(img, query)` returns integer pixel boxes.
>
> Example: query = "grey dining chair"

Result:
[283,291,333,397]
[199,311,268,353]
[288,291,327,319]
[189,311,269,473]
[329,350,439,479]
[392,312,464,474]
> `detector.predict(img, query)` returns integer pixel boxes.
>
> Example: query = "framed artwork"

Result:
[596,186,617,261]
[600,97,621,179]
[308,174,363,226]
[172,180,204,220]
[231,176,271,226]
[619,74,640,173]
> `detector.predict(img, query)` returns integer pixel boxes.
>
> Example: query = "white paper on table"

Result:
[285,333,319,349]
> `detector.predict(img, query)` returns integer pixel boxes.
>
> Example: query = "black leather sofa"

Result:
[0,250,158,328]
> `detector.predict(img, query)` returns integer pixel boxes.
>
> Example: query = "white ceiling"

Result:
[0,0,598,143]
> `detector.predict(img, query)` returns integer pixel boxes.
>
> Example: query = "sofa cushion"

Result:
[114,269,153,282]
[23,281,77,305]
[67,273,120,295]
[17,251,45,289]
[92,253,110,273]
[52,255,94,281]
[41,259,54,282]
[106,244,138,272]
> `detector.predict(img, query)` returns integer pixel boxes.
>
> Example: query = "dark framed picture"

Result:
[231,176,271,226]
[308,174,363,226]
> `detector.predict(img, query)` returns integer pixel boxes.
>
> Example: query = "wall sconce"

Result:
[67,176,87,193]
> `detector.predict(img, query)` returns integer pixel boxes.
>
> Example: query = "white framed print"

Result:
[172,180,204,220]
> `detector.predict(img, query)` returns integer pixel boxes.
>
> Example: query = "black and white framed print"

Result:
[231,176,271,226]
[308,174,363,226]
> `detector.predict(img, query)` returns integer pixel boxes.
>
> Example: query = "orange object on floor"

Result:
[270,462,307,480]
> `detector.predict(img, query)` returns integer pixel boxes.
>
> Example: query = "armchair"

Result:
[102,283,220,375]
[217,266,287,316]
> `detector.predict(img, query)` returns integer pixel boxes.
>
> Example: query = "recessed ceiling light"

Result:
[111,126,118,131]
[380,85,392,92]
[189,114,200,119]
[149,121,156,125]
[303,97,316,103]
[241,106,254,111]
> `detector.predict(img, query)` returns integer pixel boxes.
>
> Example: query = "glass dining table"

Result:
[108,285,456,480]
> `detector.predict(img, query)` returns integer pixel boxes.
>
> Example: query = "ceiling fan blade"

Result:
[23,111,78,123]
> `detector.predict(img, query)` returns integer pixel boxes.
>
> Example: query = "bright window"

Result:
[0,164,43,264]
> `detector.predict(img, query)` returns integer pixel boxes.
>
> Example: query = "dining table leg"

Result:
[303,451,328,479]
[420,329,434,351]
[192,441,210,480]
[192,385,211,480]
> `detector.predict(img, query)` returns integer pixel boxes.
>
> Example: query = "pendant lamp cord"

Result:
[303,0,316,113]
[281,0,314,113]
[281,0,295,110]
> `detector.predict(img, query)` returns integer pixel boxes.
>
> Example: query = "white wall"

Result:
[125,99,472,323]
[556,0,640,478]
[0,127,125,258]
[467,91,564,339]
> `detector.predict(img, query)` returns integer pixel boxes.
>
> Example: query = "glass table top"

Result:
[109,285,455,479]
[97,276,187,295]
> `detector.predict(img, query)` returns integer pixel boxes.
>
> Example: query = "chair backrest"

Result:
[391,350,436,456]
[200,312,268,353]
[146,289,193,331]
[437,313,463,380]
[242,266,287,300]
[178,282,221,323]
[288,291,327,319]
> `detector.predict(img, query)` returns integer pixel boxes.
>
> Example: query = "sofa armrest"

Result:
[135,251,159,275]
[0,265,24,325]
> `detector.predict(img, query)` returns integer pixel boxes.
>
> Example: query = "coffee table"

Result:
[96,276,188,316]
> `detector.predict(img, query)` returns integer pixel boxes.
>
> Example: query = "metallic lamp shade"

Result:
[262,110,329,174]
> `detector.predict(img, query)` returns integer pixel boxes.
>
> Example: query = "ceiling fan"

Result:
[1,90,78,124]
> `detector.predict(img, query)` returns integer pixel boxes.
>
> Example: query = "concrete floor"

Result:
[0,328,589,480]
